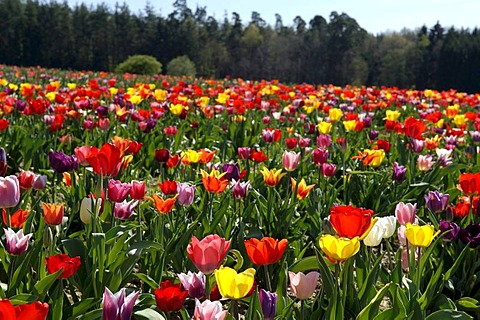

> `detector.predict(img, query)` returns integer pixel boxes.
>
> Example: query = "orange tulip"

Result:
[260,168,286,187]
[244,237,288,266]
[291,178,315,200]
[201,169,229,194]
[198,149,216,164]
[146,194,178,214]
[42,203,64,226]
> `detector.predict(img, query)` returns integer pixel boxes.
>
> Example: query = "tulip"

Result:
[107,180,131,203]
[158,180,178,195]
[113,200,139,220]
[187,235,230,275]
[299,137,310,148]
[129,180,146,200]
[102,287,139,320]
[42,202,64,226]
[425,190,449,213]
[392,163,407,182]
[244,237,288,266]
[404,116,426,140]
[2,208,29,228]
[0,299,49,320]
[249,150,267,163]
[282,151,300,172]
[222,163,240,181]
[201,169,229,194]
[395,202,416,225]
[329,205,374,239]
[405,223,440,247]
[45,253,81,278]
[317,121,332,134]
[18,170,35,190]
[147,194,177,214]
[32,174,47,190]
[316,134,332,148]
[177,182,196,206]
[86,143,123,177]
[154,149,170,163]
[312,148,328,166]
[79,197,102,224]
[214,266,256,300]
[177,271,205,299]
[193,299,227,320]
[3,228,32,255]
[329,108,343,121]
[231,180,250,199]
[417,155,434,171]
[182,149,200,165]
[262,128,281,143]
[459,224,480,248]
[0,148,6,176]
[459,172,480,196]
[74,146,94,166]
[291,178,315,200]
[260,168,286,187]
[0,175,20,208]
[288,271,320,300]
[154,280,188,313]
[48,151,79,173]
[362,223,385,247]
[259,289,277,320]
[319,234,361,262]
[322,163,337,177]
[439,220,460,241]
[237,147,251,160]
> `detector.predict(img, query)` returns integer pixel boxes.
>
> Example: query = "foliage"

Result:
[166,55,196,77]
[115,55,162,75]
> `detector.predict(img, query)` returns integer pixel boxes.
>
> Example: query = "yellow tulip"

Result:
[343,120,357,132]
[170,104,185,116]
[318,234,360,262]
[329,108,343,122]
[182,149,200,164]
[214,266,256,300]
[453,114,467,126]
[405,223,440,247]
[317,121,332,134]
[384,110,401,121]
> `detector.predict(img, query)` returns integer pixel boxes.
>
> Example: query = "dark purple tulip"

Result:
[312,148,328,166]
[96,106,108,117]
[15,100,26,112]
[102,287,139,320]
[259,289,277,320]
[155,149,170,163]
[439,220,460,241]
[48,152,79,173]
[392,163,407,182]
[369,130,379,140]
[143,118,157,133]
[460,224,480,248]
[424,190,449,214]
[0,148,6,176]
[222,163,240,181]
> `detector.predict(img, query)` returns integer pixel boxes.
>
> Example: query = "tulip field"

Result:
[2,64,480,319]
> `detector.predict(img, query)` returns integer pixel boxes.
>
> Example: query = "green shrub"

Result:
[166,55,196,77]
[115,55,162,75]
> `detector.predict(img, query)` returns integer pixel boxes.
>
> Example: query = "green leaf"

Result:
[132,273,159,290]
[356,282,392,320]
[70,298,97,318]
[289,256,320,273]
[457,297,480,310]
[358,251,385,306]
[133,308,166,320]
[424,310,473,320]
[33,269,62,298]
[129,240,163,253]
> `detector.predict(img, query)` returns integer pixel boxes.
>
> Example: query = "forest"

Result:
[1,0,479,92]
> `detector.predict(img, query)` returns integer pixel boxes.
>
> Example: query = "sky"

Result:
[66,0,480,34]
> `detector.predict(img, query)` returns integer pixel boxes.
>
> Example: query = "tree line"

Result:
[0,0,479,92]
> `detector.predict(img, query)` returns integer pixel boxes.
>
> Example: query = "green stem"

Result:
[230,300,239,320]
[264,264,272,292]
[301,299,305,320]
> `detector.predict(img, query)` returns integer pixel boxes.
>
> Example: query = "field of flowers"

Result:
[0,64,480,319]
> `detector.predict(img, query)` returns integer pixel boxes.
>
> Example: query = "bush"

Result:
[166,55,196,77]
[115,55,162,75]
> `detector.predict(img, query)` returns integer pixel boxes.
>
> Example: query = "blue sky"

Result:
[66,0,480,34]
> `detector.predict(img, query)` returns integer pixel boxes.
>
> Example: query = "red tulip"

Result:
[45,253,81,278]
[158,180,178,196]
[403,116,426,140]
[330,205,374,239]
[154,280,188,313]
[459,172,480,196]
[244,237,288,266]
[0,299,49,320]
[86,143,123,177]
[187,234,230,275]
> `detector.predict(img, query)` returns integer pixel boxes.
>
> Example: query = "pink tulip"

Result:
[74,146,94,166]
[107,180,131,203]
[194,299,227,320]
[4,228,32,255]
[282,151,300,172]
[32,174,47,190]
[187,235,230,275]
[129,180,146,200]
[288,271,320,300]
[395,202,416,225]
[0,176,20,208]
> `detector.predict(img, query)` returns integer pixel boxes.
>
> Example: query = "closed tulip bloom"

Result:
[395,202,416,225]
[288,271,320,300]
[18,170,35,191]
[42,202,64,226]
[282,151,301,172]
[0,299,49,320]
[379,216,397,238]
[319,234,361,262]
[177,182,196,206]
[237,147,251,160]
[244,237,288,266]
[0,175,20,208]
[459,173,480,196]
[155,149,170,163]
[86,143,123,177]
[177,271,205,299]
[4,228,32,255]
[260,168,286,187]
[316,134,332,148]
[187,235,230,275]
[417,155,434,171]
[154,280,188,313]
[129,180,146,200]
[114,200,139,220]
[425,190,450,213]
[2,208,29,228]
[222,163,241,181]
[79,197,102,224]
[312,148,328,166]
[48,151,79,173]
[45,253,81,278]
[330,205,374,239]
[107,180,131,203]
[405,223,440,247]
[32,174,47,190]
[102,287,139,320]
[259,289,277,320]
[459,224,480,248]
[322,163,337,177]
[392,163,407,182]
[214,266,256,300]
[194,299,227,320]
[363,223,385,247]
[146,194,178,214]
[439,220,460,241]
[231,180,250,199]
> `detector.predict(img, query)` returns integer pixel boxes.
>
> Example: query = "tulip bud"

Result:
[80,197,102,224]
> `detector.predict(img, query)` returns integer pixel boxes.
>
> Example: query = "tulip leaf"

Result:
[356,282,392,320]
[134,308,166,320]
[424,310,473,320]
[129,240,163,252]
[132,273,159,290]
[358,251,385,306]
[418,260,444,310]
[33,269,62,298]
[444,244,470,281]
[289,256,320,273]
[68,298,97,318]
[457,297,480,310]
[106,232,129,267]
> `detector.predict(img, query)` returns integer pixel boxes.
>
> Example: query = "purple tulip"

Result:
[0,175,20,208]
[439,220,460,241]
[410,139,425,153]
[107,180,131,203]
[222,163,240,181]
[32,174,47,190]
[177,271,205,299]
[231,180,250,199]
[237,147,251,160]
[312,148,328,166]
[113,200,139,220]
[424,191,449,214]
[177,182,196,207]
[321,163,337,178]
[102,287,139,320]
[0,148,6,176]
[48,151,79,173]
[369,130,379,140]
[259,289,277,320]
[392,163,407,182]
[4,228,32,255]
[459,224,480,248]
